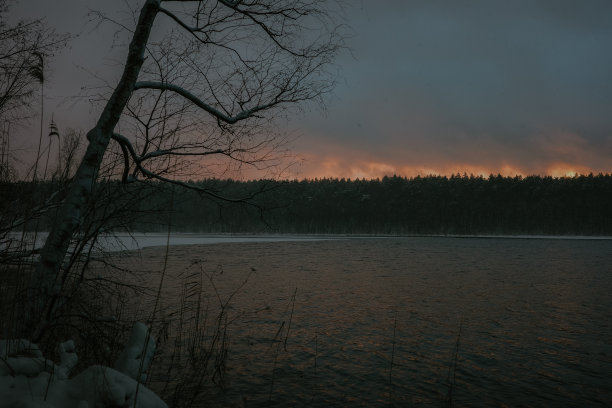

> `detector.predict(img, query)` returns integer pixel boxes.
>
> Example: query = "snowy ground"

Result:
[0,324,166,408]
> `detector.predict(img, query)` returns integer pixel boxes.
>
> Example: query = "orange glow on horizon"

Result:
[280,128,611,181]
[191,131,610,181]
[201,151,608,181]
[546,163,596,178]
[287,156,606,181]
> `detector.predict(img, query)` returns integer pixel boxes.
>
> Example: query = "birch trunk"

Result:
[32,0,161,338]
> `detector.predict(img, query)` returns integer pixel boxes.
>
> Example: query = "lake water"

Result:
[126,236,612,407]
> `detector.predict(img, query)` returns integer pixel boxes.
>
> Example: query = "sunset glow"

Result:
[291,156,605,180]
[287,137,609,180]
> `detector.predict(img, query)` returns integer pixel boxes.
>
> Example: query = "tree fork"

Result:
[32,0,162,338]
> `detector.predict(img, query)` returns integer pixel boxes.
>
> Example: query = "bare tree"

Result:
[1,0,69,186]
[33,0,343,336]
[0,0,69,296]
[0,0,68,122]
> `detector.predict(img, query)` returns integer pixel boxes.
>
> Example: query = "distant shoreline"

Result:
[5,232,611,254]
[80,232,612,252]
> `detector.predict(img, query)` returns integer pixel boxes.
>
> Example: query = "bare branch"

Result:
[134,81,280,124]
[0,5,69,122]
[28,0,345,337]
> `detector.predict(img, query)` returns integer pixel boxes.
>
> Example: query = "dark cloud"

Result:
[293,0,612,177]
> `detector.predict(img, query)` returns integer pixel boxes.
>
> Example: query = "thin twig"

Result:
[446,318,464,407]
[283,287,297,351]
[389,311,397,385]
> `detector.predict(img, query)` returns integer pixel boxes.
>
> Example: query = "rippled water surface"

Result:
[133,237,612,407]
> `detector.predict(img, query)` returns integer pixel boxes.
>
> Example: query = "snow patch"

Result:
[114,322,155,383]
[0,325,167,408]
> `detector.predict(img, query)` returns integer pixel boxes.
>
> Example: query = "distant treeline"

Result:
[148,173,612,235]
[3,174,612,235]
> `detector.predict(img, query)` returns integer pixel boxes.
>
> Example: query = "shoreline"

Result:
[4,232,612,254]
[92,232,612,252]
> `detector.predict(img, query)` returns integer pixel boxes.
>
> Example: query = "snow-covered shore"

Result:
[2,232,339,254]
[3,232,611,256]
[95,232,339,252]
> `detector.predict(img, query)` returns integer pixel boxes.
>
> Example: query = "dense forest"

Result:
[3,174,612,236]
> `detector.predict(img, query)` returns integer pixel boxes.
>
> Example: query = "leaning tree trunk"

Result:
[31,0,161,339]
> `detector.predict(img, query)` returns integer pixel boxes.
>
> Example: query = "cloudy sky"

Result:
[8,0,612,179]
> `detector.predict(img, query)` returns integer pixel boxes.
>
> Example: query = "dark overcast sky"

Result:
[8,0,612,179]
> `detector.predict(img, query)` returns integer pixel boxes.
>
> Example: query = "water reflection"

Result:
[126,237,612,407]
